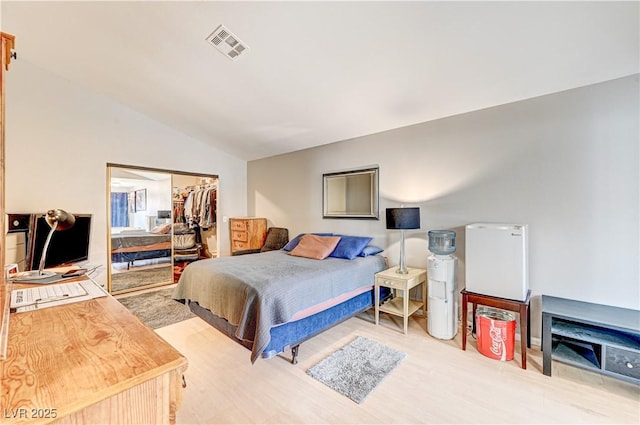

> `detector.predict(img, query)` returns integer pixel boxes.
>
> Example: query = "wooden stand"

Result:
[461,288,531,369]
[375,267,427,335]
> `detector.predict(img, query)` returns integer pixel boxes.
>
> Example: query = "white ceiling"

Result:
[2,1,638,161]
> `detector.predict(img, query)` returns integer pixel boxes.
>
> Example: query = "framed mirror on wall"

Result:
[107,164,219,294]
[323,167,379,219]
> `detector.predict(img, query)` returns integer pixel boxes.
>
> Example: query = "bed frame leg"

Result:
[291,345,299,364]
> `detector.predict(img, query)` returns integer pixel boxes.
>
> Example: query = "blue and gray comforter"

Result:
[172,250,386,362]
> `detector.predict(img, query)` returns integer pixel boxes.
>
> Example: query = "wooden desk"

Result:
[461,289,531,369]
[1,278,188,424]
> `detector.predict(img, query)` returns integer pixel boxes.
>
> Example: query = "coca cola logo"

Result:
[489,320,507,361]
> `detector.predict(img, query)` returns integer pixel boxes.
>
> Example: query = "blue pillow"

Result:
[359,245,384,257]
[329,235,372,260]
[283,233,333,251]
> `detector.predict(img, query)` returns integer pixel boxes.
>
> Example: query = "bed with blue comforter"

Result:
[172,248,387,363]
[111,230,172,267]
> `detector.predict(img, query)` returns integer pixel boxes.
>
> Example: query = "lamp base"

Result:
[396,229,409,275]
[10,270,56,281]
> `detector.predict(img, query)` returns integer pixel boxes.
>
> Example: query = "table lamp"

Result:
[386,207,420,274]
[14,209,76,280]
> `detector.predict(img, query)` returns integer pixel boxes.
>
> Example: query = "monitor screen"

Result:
[157,210,171,219]
[28,213,92,270]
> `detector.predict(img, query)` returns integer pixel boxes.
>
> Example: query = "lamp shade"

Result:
[45,209,75,230]
[386,207,420,230]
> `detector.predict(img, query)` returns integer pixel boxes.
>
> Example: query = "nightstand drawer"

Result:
[376,278,405,289]
[232,230,248,242]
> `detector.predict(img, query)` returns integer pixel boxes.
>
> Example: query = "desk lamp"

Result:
[386,207,420,274]
[16,209,75,280]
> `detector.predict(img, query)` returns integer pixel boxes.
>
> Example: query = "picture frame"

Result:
[135,189,147,212]
[128,191,136,213]
[5,263,19,280]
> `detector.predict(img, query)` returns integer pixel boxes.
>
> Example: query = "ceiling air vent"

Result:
[206,25,249,61]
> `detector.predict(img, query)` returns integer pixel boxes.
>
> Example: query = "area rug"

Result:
[117,287,195,329]
[111,265,173,292]
[306,336,406,404]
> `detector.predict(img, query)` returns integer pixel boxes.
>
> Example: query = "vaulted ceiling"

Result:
[2,1,638,160]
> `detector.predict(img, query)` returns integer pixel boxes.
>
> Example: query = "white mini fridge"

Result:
[465,223,528,301]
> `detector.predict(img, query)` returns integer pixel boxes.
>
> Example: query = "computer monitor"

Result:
[28,213,92,270]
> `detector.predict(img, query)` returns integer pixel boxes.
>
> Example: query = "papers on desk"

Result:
[10,278,107,313]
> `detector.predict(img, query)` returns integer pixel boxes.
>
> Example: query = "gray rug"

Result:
[118,287,195,329]
[306,336,406,403]
[111,266,173,292]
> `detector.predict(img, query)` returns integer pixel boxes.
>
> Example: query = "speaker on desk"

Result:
[7,214,31,233]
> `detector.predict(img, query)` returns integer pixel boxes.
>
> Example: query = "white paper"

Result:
[10,278,107,313]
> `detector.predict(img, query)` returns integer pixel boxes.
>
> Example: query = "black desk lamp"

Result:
[386,207,420,274]
[16,209,76,280]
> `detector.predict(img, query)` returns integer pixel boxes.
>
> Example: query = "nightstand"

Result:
[375,267,427,334]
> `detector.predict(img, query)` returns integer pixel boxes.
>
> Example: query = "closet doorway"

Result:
[107,164,218,294]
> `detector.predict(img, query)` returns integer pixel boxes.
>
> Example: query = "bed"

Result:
[111,229,172,268]
[172,238,388,364]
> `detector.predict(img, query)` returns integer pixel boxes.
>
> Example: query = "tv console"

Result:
[542,295,639,384]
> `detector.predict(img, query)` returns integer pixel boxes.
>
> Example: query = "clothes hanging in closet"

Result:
[182,186,217,229]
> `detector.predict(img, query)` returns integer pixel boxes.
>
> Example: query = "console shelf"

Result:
[542,295,640,384]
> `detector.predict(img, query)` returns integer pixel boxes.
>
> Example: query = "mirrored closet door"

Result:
[108,164,218,294]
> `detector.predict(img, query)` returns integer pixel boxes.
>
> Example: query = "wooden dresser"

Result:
[1,277,188,424]
[229,217,267,255]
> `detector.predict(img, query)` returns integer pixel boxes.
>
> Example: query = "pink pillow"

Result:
[289,234,341,260]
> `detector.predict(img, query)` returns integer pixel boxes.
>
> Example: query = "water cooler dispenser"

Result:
[427,230,458,340]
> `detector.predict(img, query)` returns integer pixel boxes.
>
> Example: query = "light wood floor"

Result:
[156,311,640,424]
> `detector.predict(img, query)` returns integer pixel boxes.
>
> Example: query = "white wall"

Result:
[5,60,247,287]
[125,178,173,231]
[248,75,640,333]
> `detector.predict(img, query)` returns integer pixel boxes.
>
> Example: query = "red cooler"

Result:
[476,307,516,361]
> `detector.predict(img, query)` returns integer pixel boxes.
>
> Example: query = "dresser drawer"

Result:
[604,346,640,380]
[230,220,247,231]
[232,230,248,242]
[232,240,250,251]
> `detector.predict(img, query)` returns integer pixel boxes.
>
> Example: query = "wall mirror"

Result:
[323,167,379,219]
[108,164,218,294]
